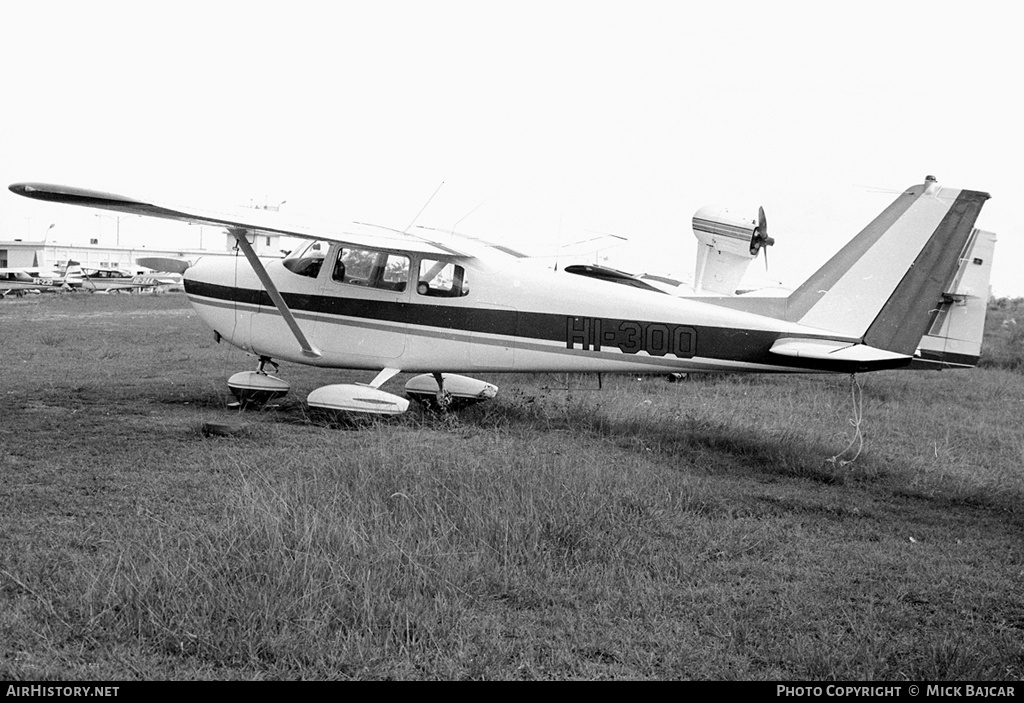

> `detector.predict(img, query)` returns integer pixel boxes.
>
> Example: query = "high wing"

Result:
[9,182,481,359]
[8,183,473,257]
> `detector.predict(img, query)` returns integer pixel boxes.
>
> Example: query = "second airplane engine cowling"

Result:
[692,206,761,259]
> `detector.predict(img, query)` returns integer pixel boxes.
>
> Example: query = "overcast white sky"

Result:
[1,1,1019,294]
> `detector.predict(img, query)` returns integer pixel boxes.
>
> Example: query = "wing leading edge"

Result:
[8,183,470,257]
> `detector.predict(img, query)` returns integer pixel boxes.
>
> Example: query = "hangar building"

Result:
[0,229,285,271]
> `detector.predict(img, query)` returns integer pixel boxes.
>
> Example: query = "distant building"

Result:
[0,229,286,271]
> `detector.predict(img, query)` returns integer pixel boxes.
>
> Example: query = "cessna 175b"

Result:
[8,176,991,415]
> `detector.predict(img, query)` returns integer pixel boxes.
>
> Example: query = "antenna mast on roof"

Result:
[403,181,445,234]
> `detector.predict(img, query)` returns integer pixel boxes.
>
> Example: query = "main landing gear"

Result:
[404,373,498,410]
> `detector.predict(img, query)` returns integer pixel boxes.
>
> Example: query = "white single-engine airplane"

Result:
[8,176,990,415]
[60,264,182,293]
[0,266,64,297]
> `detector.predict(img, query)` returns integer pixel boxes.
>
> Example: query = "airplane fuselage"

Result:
[183,248,868,377]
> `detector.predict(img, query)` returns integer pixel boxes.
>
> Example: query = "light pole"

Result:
[94,213,138,247]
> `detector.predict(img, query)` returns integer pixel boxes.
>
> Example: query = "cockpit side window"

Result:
[417,259,470,297]
[332,248,409,292]
[283,240,328,278]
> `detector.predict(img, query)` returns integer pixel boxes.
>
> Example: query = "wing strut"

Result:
[229,227,322,359]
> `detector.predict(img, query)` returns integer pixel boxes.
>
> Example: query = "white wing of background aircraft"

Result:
[9,176,991,415]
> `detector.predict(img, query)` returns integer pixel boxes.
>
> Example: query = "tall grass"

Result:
[981,297,1024,371]
[14,423,716,677]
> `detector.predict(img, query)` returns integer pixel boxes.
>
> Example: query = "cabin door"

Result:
[311,245,409,363]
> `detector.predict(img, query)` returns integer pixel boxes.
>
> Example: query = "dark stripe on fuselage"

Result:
[184,279,900,373]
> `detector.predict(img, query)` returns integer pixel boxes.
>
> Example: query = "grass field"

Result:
[2,292,1023,680]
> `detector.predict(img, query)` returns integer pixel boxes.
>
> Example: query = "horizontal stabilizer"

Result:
[770,337,912,370]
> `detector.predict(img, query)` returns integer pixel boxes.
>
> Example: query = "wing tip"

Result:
[8,182,145,206]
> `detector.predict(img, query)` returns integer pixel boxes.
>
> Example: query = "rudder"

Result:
[786,178,989,355]
[911,228,996,368]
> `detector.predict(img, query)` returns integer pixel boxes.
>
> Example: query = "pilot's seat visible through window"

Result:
[291,257,323,278]
[283,240,329,279]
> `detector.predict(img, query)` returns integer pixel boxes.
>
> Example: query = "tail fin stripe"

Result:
[863,190,989,354]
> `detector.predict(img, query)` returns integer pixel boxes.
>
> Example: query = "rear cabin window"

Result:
[417,259,469,297]
[332,248,409,292]
[283,240,328,278]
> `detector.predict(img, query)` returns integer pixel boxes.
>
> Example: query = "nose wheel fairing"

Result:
[227,357,291,407]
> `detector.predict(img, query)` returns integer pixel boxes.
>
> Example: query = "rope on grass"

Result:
[827,373,864,467]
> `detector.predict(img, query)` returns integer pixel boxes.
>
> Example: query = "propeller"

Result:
[749,206,775,270]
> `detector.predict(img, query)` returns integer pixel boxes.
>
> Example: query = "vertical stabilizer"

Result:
[786,178,989,354]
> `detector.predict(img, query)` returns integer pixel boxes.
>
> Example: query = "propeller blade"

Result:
[750,205,774,257]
